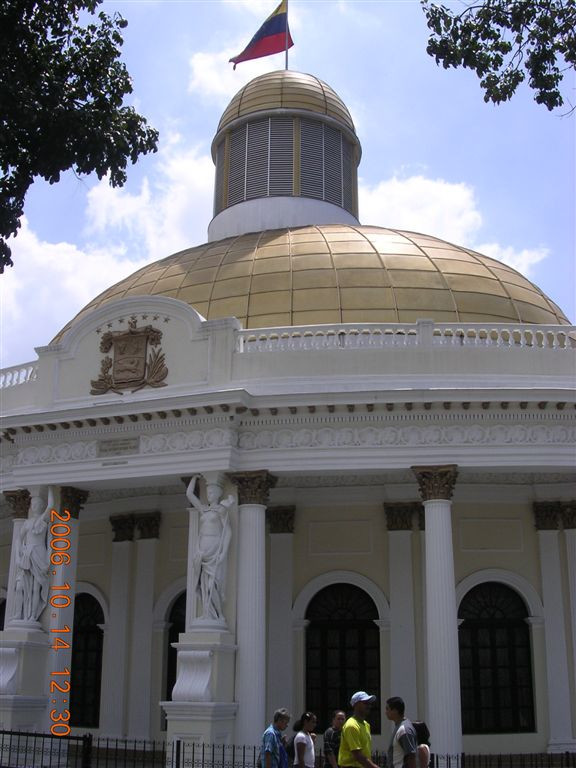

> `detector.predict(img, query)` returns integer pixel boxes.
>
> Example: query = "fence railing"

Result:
[0,731,574,768]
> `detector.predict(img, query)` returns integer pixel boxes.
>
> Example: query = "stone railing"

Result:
[0,361,39,388]
[236,321,575,353]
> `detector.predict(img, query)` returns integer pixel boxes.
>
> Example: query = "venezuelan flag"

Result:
[230,0,294,69]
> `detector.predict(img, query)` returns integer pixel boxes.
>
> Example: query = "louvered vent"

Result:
[246,119,269,199]
[324,125,342,206]
[342,140,355,213]
[300,119,324,200]
[214,141,225,213]
[228,125,247,207]
[269,118,294,196]
[215,115,356,216]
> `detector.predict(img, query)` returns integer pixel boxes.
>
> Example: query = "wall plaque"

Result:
[98,437,140,457]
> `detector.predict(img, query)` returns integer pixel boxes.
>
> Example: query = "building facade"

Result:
[1,71,575,756]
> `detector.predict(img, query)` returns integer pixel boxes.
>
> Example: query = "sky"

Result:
[1,0,574,369]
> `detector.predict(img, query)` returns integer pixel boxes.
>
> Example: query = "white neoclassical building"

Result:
[0,71,575,757]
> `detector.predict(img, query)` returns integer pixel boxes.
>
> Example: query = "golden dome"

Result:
[56,225,569,340]
[216,70,356,136]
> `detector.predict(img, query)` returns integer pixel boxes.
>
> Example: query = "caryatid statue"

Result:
[186,475,235,621]
[13,486,53,622]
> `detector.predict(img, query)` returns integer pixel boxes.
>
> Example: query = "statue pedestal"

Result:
[162,629,237,744]
[0,627,50,730]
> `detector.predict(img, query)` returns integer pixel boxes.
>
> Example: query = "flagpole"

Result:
[285,0,289,70]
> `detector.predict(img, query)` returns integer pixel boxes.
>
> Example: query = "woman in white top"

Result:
[293,712,317,768]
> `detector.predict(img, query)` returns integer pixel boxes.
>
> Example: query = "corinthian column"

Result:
[412,465,461,758]
[534,502,574,752]
[229,470,277,745]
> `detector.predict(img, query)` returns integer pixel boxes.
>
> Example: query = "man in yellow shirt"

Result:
[338,691,380,768]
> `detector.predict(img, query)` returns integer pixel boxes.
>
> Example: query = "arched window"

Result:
[306,583,380,733]
[70,593,104,728]
[458,582,535,734]
[162,591,186,730]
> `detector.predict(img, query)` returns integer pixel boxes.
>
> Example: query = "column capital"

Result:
[110,513,136,542]
[3,489,31,518]
[383,502,422,531]
[560,501,576,529]
[229,470,277,506]
[267,506,295,534]
[60,486,89,519]
[411,465,458,501]
[533,501,561,530]
[135,511,161,539]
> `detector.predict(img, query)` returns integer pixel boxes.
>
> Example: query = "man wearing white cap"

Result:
[338,692,380,768]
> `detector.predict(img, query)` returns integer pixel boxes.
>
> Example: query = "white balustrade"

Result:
[236,322,573,353]
[0,362,39,388]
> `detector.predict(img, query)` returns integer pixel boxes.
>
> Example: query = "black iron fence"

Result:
[1,731,574,768]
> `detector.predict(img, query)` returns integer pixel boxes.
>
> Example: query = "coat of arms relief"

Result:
[90,318,168,395]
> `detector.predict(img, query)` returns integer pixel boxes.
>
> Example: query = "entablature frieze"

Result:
[2,399,574,443]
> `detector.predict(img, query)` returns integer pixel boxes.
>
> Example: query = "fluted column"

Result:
[99,514,135,736]
[266,506,295,716]
[412,465,461,757]
[229,470,277,745]
[127,512,161,739]
[384,502,420,718]
[534,502,574,752]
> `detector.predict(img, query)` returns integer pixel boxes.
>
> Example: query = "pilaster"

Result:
[127,512,161,739]
[534,502,575,751]
[99,514,135,736]
[384,502,420,718]
[43,487,87,732]
[266,506,295,716]
[561,501,576,743]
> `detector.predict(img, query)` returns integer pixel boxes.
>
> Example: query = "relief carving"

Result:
[412,465,459,501]
[229,470,278,506]
[90,319,168,395]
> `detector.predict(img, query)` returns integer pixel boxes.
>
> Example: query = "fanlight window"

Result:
[458,582,535,734]
[305,583,380,732]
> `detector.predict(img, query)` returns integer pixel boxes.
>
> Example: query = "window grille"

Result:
[459,582,535,734]
[70,593,104,728]
[305,583,381,734]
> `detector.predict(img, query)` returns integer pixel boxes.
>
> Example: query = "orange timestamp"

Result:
[49,507,73,736]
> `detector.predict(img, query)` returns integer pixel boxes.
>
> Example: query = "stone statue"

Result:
[13,487,53,622]
[186,475,234,621]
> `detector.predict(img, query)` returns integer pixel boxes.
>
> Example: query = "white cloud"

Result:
[0,220,150,369]
[474,242,549,279]
[85,137,214,260]
[359,174,548,279]
[359,174,483,245]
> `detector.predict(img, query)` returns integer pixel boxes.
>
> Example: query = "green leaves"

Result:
[421,0,576,111]
[0,0,159,272]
